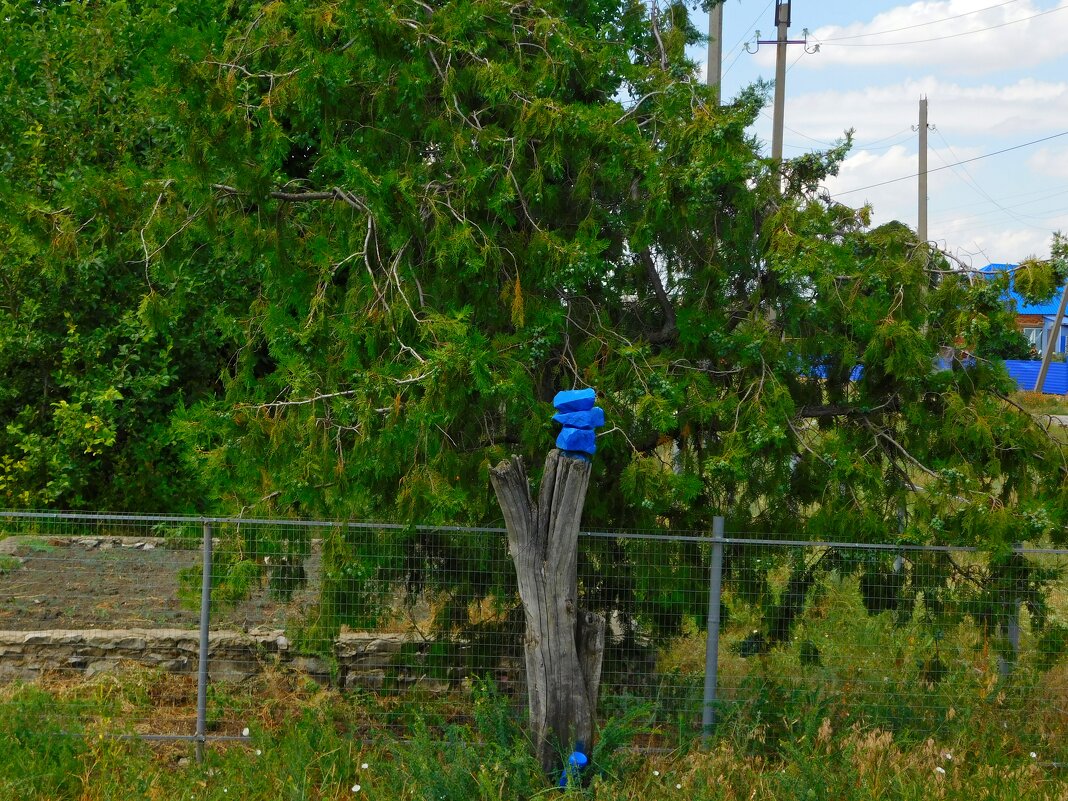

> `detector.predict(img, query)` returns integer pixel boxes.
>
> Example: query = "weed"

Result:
[0,687,88,798]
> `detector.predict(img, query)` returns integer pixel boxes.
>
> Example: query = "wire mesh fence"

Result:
[714,538,1068,761]
[1,510,1066,760]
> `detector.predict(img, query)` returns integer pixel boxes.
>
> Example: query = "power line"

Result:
[932,184,1068,215]
[854,133,916,152]
[722,0,774,78]
[932,128,1053,232]
[945,204,1068,232]
[832,130,1068,196]
[932,198,1068,224]
[760,112,912,151]
[817,4,1067,47]
[930,186,1068,222]
[818,0,1022,41]
[851,127,915,149]
[783,133,913,152]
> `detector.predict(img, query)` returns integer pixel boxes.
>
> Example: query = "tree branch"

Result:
[862,418,942,484]
[796,397,898,419]
[638,248,677,344]
[649,0,669,72]
[203,61,301,80]
[238,390,359,410]
[212,184,369,213]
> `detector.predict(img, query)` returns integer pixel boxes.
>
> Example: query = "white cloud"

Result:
[765,0,1068,75]
[818,142,1064,261]
[941,219,1065,262]
[778,77,1068,144]
[824,145,963,220]
[1027,146,1068,179]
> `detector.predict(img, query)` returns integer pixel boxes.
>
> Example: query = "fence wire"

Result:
[0,511,1066,759]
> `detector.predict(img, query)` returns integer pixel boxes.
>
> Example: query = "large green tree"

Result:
[153,0,1064,534]
[1,0,1065,632]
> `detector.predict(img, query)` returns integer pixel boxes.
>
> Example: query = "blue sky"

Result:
[688,0,1068,264]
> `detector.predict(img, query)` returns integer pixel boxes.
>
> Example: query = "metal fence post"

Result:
[702,516,725,744]
[998,543,1023,680]
[195,520,213,764]
[1009,542,1022,666]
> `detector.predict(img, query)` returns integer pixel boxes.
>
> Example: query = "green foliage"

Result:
[1035,623,1068,671]
[0,0,221,510]
[0,0,1063,641]
[1014,258,1064,305]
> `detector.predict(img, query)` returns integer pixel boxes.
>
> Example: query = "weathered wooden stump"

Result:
[490,449,605,775]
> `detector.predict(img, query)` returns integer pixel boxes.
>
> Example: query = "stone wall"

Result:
[0,627,435,688]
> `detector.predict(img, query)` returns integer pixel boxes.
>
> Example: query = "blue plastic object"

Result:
[552,408,605,429]
[556,427,596,454]
[558,751,588,788]
[552,388,604,457]
[553,388,596,413]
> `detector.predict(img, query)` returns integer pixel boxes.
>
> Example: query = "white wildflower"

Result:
[242,727,250,737]
[652,770,660,777]
[361,763,369,770]
[935,767,946,775]
[352,784,361,793]
[1031,752,1038,759]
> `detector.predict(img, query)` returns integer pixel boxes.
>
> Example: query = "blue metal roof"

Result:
[1003,360,1068,394]
[980,263,1066,316]
[806,354,1065,394]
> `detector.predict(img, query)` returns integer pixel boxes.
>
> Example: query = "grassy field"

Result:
[2,669,1068,801]
[3,676,1068,800]
[1014,391,1068,418]
[4,564,1068,800]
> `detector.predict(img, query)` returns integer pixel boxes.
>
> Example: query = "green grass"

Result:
[1014,391,1068,417]
[1,671,1066,801]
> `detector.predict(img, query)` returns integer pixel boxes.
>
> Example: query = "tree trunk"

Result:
[490,449,606,775]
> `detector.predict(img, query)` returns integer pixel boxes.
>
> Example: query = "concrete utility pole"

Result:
[1036,281,1068,394]
[771,0,790,165]
[748,2,816,182]
[706,1,723,104]
[917,97,930,243]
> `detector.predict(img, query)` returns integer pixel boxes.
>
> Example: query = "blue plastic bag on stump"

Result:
[551,407,605,429]
[553,388,596,413]
[556,426,596,455]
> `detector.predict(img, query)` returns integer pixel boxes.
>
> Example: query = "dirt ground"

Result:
[0,536,316,631]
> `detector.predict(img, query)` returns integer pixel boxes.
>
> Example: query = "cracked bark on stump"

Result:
[490,449,606,775]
